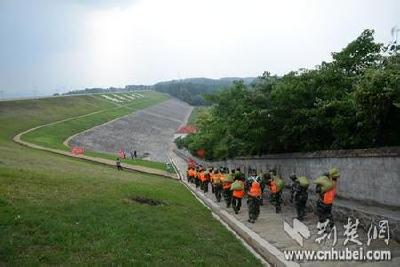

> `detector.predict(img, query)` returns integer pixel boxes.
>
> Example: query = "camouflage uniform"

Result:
[290,178,308,221]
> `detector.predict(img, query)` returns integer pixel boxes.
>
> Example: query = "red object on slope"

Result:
[71,146,84,155]
[177,125,197,134]
[119,148,126,159]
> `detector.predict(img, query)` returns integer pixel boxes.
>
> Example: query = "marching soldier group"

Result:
[186,164,340,228]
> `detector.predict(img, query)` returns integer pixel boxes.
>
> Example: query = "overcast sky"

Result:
[0,0,398,98]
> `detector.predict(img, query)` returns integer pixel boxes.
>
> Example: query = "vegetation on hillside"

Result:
[187,106,209,126]
[183,30,400,160]
[153,77,255,105]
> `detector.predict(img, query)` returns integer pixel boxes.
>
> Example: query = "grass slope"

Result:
[0,94,261,265]
[21,92,168,170]
[187,106,209,126]
[85,150,166,171]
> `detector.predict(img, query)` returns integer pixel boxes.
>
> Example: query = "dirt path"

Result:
[69,98,193,162]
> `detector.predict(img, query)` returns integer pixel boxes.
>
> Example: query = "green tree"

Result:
[182,29,400,160]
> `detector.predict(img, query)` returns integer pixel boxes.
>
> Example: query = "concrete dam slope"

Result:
[69,98,193,162]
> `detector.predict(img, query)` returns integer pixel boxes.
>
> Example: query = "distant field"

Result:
[0,93,261,265]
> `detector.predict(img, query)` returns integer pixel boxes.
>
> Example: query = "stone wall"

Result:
[176,147,400,208]
[174,147,400,241]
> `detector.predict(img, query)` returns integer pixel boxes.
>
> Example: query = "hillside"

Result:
[63,77,256,106]
[152,77,255,105]
[68,98,193,162]
[0,93,261,265]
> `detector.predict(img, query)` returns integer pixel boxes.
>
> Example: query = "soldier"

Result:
[223,169,234,208]
[212,169,223,202]
[266,171,284,213]
[247,175,262,223]
[258,172,267,206]
[244,170,259,193]
[209,167,215,193]
[202,169,210,194]
[316,168,340,229]
[195,166,201,188]
[198,168,206,191]
[290,174,309,221]
[231,176,245,214]
[187,166,196,183]
[116,158,123,171]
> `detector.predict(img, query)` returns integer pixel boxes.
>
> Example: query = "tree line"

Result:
[181,30,400,160]
[153,77,254,105]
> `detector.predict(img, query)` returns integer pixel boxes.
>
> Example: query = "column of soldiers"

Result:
[186,164,339,229]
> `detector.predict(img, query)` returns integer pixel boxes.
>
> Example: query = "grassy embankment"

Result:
[0,93,261,265]
[21,92,167,170]
[187,106,208,126]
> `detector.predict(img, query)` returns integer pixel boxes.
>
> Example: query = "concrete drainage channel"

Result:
[169,155,296,267]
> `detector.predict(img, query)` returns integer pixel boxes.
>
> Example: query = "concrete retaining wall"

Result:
[176,148,400,208]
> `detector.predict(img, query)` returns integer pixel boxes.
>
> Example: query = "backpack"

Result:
[314,176,333,193]
[231,180,244,191]
[274,177,285,192]
[297,176,310,188]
